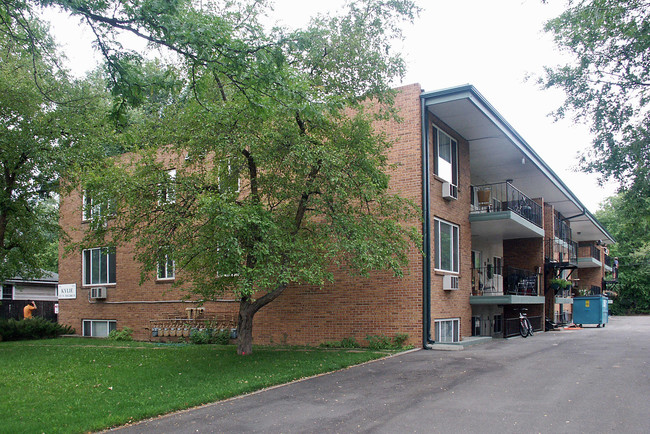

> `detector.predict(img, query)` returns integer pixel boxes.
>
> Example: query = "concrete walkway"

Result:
[114,316,650,433]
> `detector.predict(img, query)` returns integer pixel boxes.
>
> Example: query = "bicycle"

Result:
[517,308,534,338]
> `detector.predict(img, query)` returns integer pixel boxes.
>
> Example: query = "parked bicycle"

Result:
[517,308,534,337]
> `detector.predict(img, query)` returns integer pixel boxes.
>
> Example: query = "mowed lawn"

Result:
[0,338,389,433]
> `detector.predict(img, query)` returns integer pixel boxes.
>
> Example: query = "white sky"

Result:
[43,0,618,213]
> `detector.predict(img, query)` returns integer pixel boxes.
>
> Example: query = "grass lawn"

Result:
[0,338,391,433]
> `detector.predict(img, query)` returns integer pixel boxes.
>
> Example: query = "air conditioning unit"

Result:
[90,286,107,299]
[443,275,459,291]
[442,182,458,200]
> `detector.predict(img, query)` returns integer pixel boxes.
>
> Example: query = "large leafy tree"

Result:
[19,0,423,354]
[541,0,650,195]
[541,0,650,312]
[0,21,68,281]
[596,193,650,313]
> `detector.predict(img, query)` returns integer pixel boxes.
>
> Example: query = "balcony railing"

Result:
[579,242,600,261]
[470,182,542,228]
[604,254,612,268]
[546,238,578,266]
[472,266,539,296]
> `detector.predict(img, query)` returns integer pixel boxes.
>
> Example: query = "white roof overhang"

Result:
[421,85,614,244]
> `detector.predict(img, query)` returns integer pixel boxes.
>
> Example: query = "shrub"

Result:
[365,333,411,350]
[189,329,231,345]
[319,337,361,349]
[0,317,75,341]
[107,327,134,341]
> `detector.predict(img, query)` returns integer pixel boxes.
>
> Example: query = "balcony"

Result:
[471,266,545,305]
[470,182,545,240]
[546,237,578,268]
[577,242,602,268]
[604,254,613,272]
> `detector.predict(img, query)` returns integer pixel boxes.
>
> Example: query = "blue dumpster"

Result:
[573,295,609,327]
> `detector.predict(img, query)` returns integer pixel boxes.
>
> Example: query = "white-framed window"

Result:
[82,193,115,222]
[435,318,460,343]
[493,256,502,276]
[434,218,459,273]
[159,169,176,204]
[83,247,116,286]
[157,254,175,280]
[432,126,458,186]
[82,319,116,337]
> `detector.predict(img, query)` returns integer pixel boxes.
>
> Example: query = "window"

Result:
[159,169,176,204]
[493,257,502,276]
[157,254,175,280]
[434,218,459,273]
[435,318,460,343]
[83,193,115,222]
[432,126,458,186]
[1,284,13,300]
[83,320,116,337]
[83,247,116,286]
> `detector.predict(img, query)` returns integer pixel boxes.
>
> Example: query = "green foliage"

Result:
[365,333,410,350]
[189,329,231,345]
[550,278,572,289]
[319,337,361,349]
[540,0,650,195]
[107,327,134,341]
[595,192,650,314]
[0,338,387,433]
[43,0,423,356]
[0,317,75,341]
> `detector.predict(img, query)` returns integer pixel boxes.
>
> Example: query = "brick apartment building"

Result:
[57,84,614,346]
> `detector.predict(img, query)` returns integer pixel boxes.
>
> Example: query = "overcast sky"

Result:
[44,0,617,213]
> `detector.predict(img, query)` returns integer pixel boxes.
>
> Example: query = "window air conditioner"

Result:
[443,275,459,291]
[90,286,107,299]
[442,182,458,200]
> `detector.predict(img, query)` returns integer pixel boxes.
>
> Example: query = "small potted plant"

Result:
[549,278,572,291]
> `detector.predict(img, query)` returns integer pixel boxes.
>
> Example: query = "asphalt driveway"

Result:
[115,316,650,433]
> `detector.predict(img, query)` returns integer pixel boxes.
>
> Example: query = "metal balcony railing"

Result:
[604,254,612,268]
[504,315,543,337]
[470,182,542,228]
[579,242,601,261]
[472,266,539,296]
[546,238,578,266]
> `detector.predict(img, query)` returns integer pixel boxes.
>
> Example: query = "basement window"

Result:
[82,320,117,337]
[435,318,460,343]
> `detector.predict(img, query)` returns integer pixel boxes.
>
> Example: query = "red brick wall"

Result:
[58,83,475,346]
[427,114,472,340]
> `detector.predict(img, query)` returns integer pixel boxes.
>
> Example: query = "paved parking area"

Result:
[115,316,650,433]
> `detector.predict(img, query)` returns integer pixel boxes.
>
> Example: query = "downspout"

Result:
[421,96,434,349]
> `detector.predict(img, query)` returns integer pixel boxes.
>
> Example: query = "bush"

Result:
[365,333,411,350]
[107,327,134,341]
[319,337,361,349]
[0,317,75,341]
[189,328,231,345]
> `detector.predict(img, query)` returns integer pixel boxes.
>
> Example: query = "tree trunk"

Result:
[235,283,288,355]
[236,301,255,355]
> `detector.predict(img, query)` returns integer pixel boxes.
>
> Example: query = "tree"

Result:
[0,20,66,281]
[596,193,650,313]
[540,0,650,196]
[66,0,421,355]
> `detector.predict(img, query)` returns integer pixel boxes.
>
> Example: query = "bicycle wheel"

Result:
[525,317,534,336]
[519,319,529,337]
